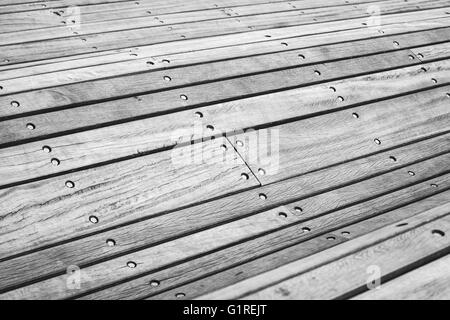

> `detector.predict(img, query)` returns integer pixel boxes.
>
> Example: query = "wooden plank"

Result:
[2,53,440,187]
[158,195,450,300]
[0,0,384,34]
[0,0,291,15]
[90,174,450,300]
[353,255,450,300]
[1,133,448,292]
[229,86,450,185]
[2,164,449,299]
[237,213,450,300]
[0,137,257,260]
[1,15,448,82]
[199,204,450,300]
[1,4,448,64]
[1,26,448,95]
[0,47,424,118]
[0,204,300,300]
[2,46,448,148]
[412,41,450,61]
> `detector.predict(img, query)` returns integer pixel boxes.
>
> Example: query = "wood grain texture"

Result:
[0,48,421,117]
[1,4,448,64]
[230,86,450,184]
[0,137,257,260]
[1,15,447,83]
[1,134,448,292]
[3,26,449,95]
[196,199,450,300]
[240,211,450,300]
[124,175,450,300]
[2,49,449,148]
[353,255,450,300]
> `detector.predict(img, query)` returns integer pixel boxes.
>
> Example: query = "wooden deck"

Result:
[0,0,449,300]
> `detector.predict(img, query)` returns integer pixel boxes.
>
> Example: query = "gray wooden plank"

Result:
[2,161,449,300]
[0,137,257,260]
[353,255,450,300]
[229,86,450,185]
[238,212,450,300]
[156,193,450,300]
[1,133,448,293]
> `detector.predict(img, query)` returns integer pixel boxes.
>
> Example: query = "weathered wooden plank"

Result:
[229,86,450,185]
[89,178,450,299]
[0,204,301,300]
[1,26,448,96]
[412,41,450,61]
[1,15,448,82]
[2,166,449,300]
[0,47,422,118]
[353,255,450,300]
[1,5,448,64]
[99,175,450,300]
[2,46,448,148]
[1,133,448,293]
[2,53,438,187]
[0,0,385,35]
[0,0,291,15]
[237,213,450,300]
[160,194,450,300]
[0,137,257,260]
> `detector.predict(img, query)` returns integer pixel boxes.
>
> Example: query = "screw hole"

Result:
[220,144,228,151]
[294,207,303,213]
[389,156,397,162]
[302,227,311,232]
[236,140,244,147]
[150,280,160,287]
[337,96,345,102]
[206,125,214,131]
[408,55,415,60]
[417,53,424,58]
[106,239,116,246]
[326,236,336,241]
[352,112,359,119]
[431,229,445,237]
[51,158,60,166]
[396,222,408,227]
[430,183,438,188]
[393,41,400,46]
[163,76,172,82]
[146,61,154,65]
[180,94,188,101]
[127,261,137,268]
[240,173,249,180]
[65,180,75,188]
[259,193,267,200]
[281,42,288,46]
[89,215,99,224]
[194,111,203,118]
[162,59,170,64]
[329,86,336,92]
[11,101,20,108]
[374,138,381,145]
[26,123,36,130]
[314,70,321,76]
[258,168,266,175]
[42,145,52,153]
[175,293,186,298]
[408,170,415,176]
[421,67,427,72]
[431,78,438,84]
[278,212,288,218]
[341,231,350,236]
[298,54,306,59]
